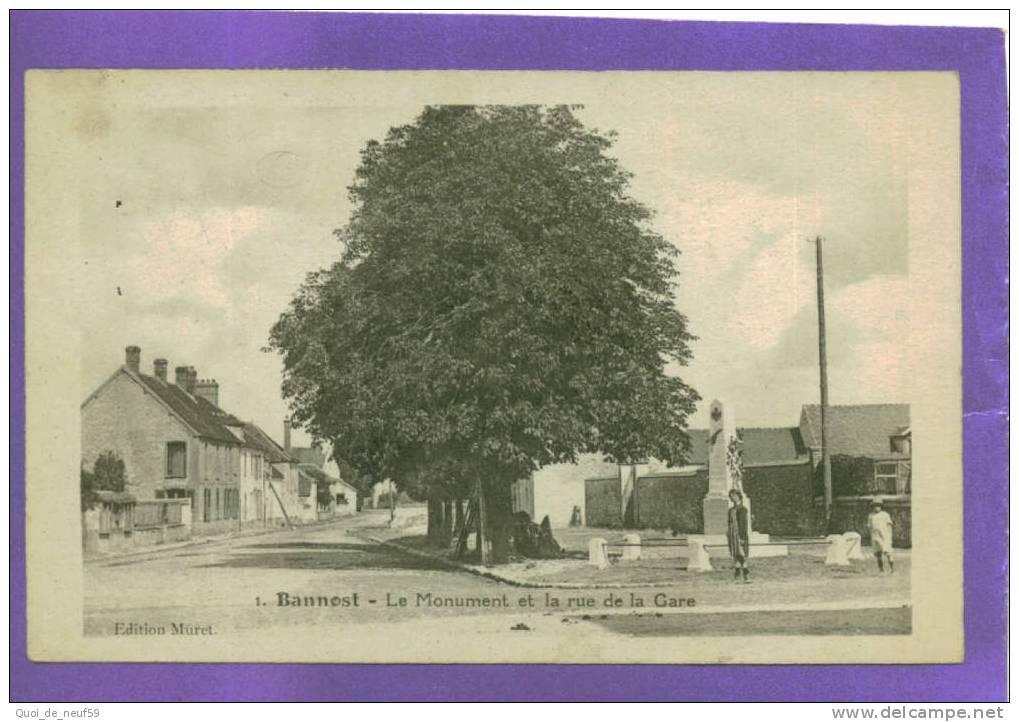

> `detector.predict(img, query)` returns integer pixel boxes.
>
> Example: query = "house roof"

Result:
[799,404,911,459]
[683,426,808,467]
[298,463,337,484]
[135,372,240,444]
[121,368,295,457]
[241,422,294,464]
[297,463,340,496]
[288,446,326,468]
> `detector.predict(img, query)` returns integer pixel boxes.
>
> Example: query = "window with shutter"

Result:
[166,442,186,478]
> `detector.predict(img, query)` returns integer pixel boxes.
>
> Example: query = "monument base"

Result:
[702,493,758,536]
[687,532,788,558]
[702,494,732,536]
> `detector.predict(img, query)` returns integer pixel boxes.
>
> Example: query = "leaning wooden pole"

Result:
[814,235,833,528]
[267,480,293,528]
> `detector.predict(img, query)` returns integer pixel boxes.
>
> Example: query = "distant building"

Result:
[511,454,618,528]
[81,345,303,536]
[282,419,359,519]
[296,464,359,519]
[513,403,911,545]
[240,421,302,527]
[283,418,327,467]
[799,404,912,496]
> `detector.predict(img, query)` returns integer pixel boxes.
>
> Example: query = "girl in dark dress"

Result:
[727,489,750,582]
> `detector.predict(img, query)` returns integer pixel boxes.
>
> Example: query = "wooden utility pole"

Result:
[813,235,833,527]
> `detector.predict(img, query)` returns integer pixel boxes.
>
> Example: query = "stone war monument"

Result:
[692,399,787,559]
[703,398,743,535]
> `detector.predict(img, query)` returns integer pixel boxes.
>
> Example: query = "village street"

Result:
[85,511,507,636]
[84,510,911,640]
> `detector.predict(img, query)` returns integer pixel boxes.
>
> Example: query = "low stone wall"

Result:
[633,471,707,533]
[83,499,194,555]
[742,462,819,537]
[584,476,622,528]
[82,527,135,555]
[131,523,191,546]
[623,463,818,537]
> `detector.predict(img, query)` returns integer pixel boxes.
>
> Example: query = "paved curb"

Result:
[364,535,913,594]
[363,535,733,590]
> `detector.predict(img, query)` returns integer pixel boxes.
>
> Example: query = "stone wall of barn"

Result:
[587,462,820,537]
[742,462,819,537]
[632,471,708,533]
[584,476,623,528]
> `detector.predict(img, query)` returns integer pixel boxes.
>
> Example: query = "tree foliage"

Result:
[81,451,127,511]
[315,474,335,509]
[269,105,699,515]
[81,466,99,512]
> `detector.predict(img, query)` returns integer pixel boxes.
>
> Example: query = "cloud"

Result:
[829,274,908,337]
[124,206,274,309]
[75,74,930,436]
[669,179,803,276]
[726,232,817,352]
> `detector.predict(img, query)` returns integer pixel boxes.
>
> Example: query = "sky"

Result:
[73,71,947,447]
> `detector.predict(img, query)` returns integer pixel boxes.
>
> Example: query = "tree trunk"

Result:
[426,493,453,548]
[439,499,453,548]
[475,476,490,564]
[485,476,514,564]
[389,485,397,525]
[426,495,441,546]
[453,498,464,538]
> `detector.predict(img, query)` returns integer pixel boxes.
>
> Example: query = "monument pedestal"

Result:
[702,493,732,536]
[699,491,787,558]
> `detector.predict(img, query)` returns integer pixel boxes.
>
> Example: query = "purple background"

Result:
[9,11,1008,702]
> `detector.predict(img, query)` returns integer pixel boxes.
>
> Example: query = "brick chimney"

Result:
[194,378,219,407]
[125,345,141,373]
[186,367,198,395]
[283,418,292,451]
[153,358,168,381]
[175,366,190,390]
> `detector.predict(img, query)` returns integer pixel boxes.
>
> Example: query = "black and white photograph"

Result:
[24,69,962,664]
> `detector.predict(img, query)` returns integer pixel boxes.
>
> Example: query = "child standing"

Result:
[867,499,894,574]
[727,489,750,582]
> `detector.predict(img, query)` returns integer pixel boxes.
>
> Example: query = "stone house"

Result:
[239,421,303,527]
[295,462,359,520]
[280,419,358,521]
[81,345,301,536]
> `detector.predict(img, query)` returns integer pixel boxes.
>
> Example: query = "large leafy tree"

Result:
[269,105,699,562]
[80,451,127,511]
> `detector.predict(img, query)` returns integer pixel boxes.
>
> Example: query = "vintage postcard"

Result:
[25,69,962,664]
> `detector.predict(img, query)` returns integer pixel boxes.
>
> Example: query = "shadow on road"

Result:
[198,541,452,572]
[241,541,373,550]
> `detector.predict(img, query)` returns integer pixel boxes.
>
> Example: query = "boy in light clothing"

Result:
[867,499,894,574]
